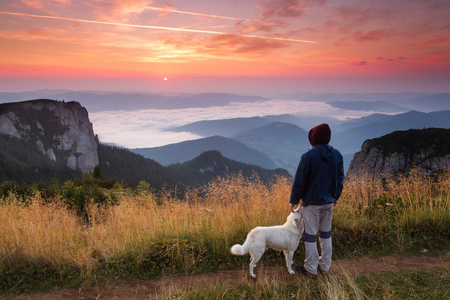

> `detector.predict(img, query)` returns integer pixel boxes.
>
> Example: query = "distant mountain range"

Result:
[333,110,450,155]
[405,93,450,112]
[277,92,450,112]
[1,90,449,113]
[328,101,406,112]
[232,122,309,173]
[134,110,450,175]
[167,115,300,138]
[0,90,267,112]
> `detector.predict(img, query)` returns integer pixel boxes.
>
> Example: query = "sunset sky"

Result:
[1,0,449,94]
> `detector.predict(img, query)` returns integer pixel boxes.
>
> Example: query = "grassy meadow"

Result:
[1,170,449,296]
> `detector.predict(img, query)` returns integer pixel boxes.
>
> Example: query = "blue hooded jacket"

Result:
[290,144,344,206]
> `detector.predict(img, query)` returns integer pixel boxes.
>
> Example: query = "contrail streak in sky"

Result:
[145,6,242,21]
[0,11,317,44]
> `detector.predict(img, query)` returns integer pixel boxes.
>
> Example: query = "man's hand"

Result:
[290,203,295,213]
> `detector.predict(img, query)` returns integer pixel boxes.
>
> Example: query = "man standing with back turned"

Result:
[290,123,344,278]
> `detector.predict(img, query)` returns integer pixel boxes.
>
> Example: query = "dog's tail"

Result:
[230,234,253,255]
[230,244,246,255]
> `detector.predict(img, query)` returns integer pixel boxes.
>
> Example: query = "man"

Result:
[290,123,344,278]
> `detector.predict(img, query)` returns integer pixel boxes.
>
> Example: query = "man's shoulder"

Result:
[333,147,343,158]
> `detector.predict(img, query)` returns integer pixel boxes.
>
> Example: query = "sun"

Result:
[163,77,168,81]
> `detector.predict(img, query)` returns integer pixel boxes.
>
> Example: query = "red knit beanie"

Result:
[308,123,331,146]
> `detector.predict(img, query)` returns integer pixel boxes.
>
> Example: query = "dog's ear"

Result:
[293,216,301,228]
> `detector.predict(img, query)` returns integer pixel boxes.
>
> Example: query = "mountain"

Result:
[233,122,309,174]
[168,117,271,138]
[0,132,82,184]
[0,99,98,172]
[405,93,450,112]
[333,110,450,155]
[347,128,450,178]
[276,92,426,103]
[167,150,290,188]
[97,143,178,191]
[0,99,288,191]
[167,114,301,138]
[130,135,277,169]
[99,144,290,192]
[328,101,406,112]
[0,91,267,112]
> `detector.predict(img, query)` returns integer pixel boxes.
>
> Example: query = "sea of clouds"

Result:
[90,99,375,149]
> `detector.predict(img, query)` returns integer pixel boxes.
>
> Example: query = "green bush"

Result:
[61,180,117,219]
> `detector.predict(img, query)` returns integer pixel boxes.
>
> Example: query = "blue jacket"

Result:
[290,144,344,206]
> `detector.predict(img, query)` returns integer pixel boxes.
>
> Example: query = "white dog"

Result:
[230,209,303,278]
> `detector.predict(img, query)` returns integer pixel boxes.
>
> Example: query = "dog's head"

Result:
[287,208,303,230]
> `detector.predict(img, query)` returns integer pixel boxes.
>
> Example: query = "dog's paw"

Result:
[289,270,295,275]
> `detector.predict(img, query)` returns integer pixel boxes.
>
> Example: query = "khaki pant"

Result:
[302,203,334,275]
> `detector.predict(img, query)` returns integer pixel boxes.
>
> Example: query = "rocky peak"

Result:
[347,128,450,178]
[0,99,99,172]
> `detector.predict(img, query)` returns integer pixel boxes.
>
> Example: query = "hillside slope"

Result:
[130,135,277,169]
[233,122,309,174]
[168,150,290,188]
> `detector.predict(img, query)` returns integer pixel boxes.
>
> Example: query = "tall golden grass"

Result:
[1,170,449,276]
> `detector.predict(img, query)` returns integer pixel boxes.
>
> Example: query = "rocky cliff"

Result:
[347,128,450,178]
[0,99,98,172]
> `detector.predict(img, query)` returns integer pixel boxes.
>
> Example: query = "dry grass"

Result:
[0,193,90,268]
[1,170,449,277]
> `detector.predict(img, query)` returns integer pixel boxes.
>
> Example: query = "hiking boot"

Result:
[295,264,317,279]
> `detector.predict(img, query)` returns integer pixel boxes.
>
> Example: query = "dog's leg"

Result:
[249,249,264,278]
[284,250,295,275]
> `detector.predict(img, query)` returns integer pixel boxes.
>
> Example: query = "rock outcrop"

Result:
[347,128,450,178]
[0,99,99,172]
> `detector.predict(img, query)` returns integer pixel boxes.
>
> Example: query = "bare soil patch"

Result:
[5,252,450,300]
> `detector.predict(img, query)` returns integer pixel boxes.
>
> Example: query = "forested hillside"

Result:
[99,145,290,192]
[168,150,290,188]
[97,143,178,191]
[0,133,81,184]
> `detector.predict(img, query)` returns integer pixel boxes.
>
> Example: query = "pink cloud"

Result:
[255,0,327,21]
[197,33,287,55]
[422,54,444,63]
[92,0,150,22]
[415,34,450,46]
[352,29,392,42]
[236,19,280,33]
[377,57,407,62]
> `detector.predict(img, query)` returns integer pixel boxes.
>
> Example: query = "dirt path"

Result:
[5,252,450,300]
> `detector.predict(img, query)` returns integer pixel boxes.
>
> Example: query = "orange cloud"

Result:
[21,0,71,9]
